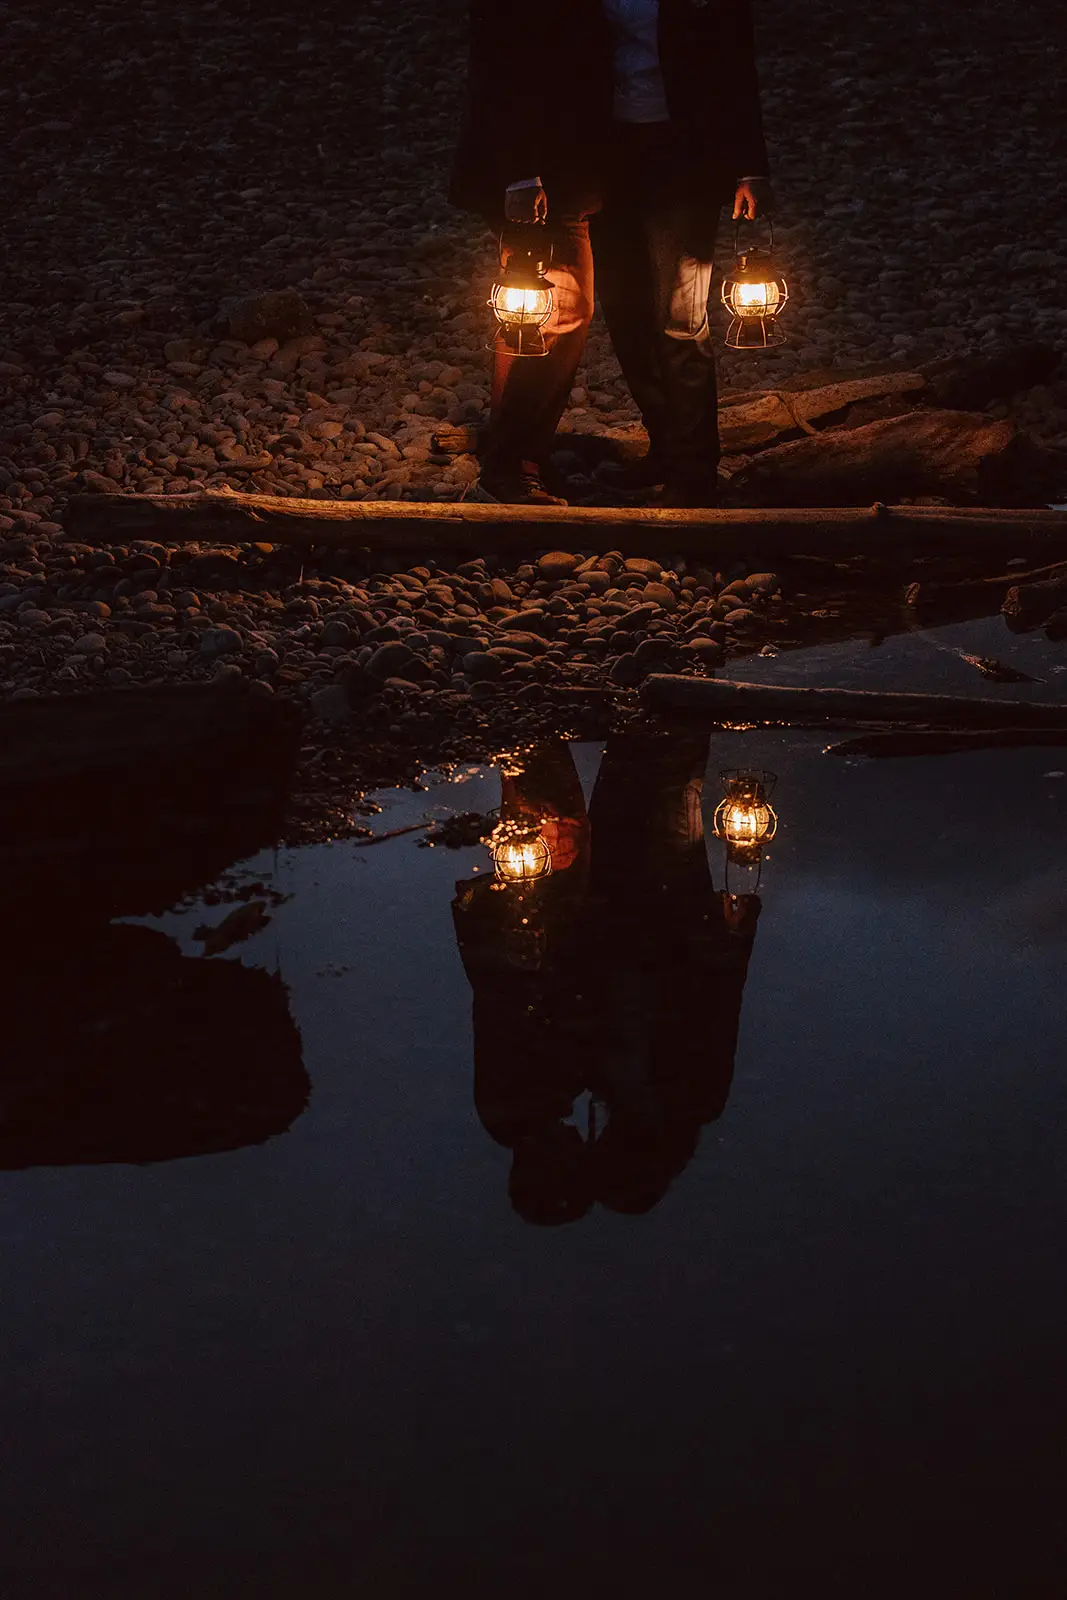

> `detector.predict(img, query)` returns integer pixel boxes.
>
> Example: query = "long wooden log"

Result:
[642,674,1067,729]
[63,492,1067,554]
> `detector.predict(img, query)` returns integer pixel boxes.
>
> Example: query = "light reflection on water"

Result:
[1,730,1066,1595]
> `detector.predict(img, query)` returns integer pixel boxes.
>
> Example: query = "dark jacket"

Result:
[449,0,770,220]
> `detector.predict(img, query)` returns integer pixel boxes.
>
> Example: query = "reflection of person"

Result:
[452,736,761,1224]
[450,0,772,508]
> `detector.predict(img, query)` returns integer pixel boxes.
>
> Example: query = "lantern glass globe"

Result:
[491,283,553,328]
[713,770,779,848]
[488,819,553,884]
[729,278,782,318]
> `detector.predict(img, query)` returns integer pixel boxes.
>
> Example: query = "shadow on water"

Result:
[454,736,761,1224]
[0,686,309,1167]
[0,923,307,1169]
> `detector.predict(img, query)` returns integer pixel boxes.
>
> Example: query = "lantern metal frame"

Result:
[713,769,778,890]
[487,223,555,358]
[485,812,554,884]
[721,221,789,350]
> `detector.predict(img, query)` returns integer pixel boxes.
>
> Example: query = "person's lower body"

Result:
[590,122,721,506]
[480,213,595,505]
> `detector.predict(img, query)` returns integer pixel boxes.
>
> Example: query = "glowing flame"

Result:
[717,799,776,846]
[731,280,781,316]
[488,818,553,883]
[492,284,553,325]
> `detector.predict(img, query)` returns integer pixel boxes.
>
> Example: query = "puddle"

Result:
[2,712,1066,1591]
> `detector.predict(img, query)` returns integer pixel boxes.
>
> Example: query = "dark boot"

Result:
[477,458,569,507]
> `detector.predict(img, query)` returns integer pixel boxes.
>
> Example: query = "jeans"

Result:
[487,119,720,484]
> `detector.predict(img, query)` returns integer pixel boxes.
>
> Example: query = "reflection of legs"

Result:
[588,732,711,909]
[485,216,594,473]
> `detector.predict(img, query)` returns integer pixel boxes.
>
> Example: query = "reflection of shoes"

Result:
[659,476,719,509]
[598,449,668,492]
[477,459,568,506]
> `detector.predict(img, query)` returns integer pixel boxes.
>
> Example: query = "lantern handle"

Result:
[733,217,775,260]
[498,219,553,268]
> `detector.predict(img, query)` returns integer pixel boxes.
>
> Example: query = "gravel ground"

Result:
[2,0,1066,809]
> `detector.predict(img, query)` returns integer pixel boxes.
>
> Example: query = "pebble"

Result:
[199,625,243,657]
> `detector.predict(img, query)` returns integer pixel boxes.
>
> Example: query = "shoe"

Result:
[659,476,719,509]
[598,448,668,492]
[477,458,568,507]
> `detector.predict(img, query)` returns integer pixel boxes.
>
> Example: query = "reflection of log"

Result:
[0,684,302,918]
[643,674,1067,728]
[906,560,1067,623]
[0,923,308,1168]
[826,728,1067,758]
[64,493,1067,555]
[1002,571,1067,627]
[722,410,1061,508]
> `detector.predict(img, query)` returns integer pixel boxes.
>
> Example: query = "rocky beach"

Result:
[2,0,1065,829]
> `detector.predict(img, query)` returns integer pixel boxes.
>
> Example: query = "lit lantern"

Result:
[488,817,553,883]
[487,226,554,358]
[714,769,779,857]
[721,222,789,350]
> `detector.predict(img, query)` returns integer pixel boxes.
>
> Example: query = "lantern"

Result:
[488,816,553,884]
[487,225,554,358]
[713,769,779,857]
[721,222,789,350]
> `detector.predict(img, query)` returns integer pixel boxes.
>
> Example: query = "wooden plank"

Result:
[642,674,1067,729]
[63,492,1067,554]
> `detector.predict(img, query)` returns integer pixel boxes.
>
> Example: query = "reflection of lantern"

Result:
[721,223,789,350]
[488,226,554,358]
[488,817,553,883]
[714,769,779,854]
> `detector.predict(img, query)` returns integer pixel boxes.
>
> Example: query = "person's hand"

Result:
[504,183,548,224]
[732,179,774,222]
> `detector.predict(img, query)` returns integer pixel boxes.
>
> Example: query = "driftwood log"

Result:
[720,410,1062,509]
[642,674,1067,729]
[63,493,1067,555]
[431,346,1063,462]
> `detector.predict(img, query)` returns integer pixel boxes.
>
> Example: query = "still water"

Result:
[3,701,1067,1593]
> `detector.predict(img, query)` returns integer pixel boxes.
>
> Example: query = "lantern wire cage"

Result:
[484,810,553,884]
[721,220,789,350]
[487,226,555,358]
[713,768,779,849]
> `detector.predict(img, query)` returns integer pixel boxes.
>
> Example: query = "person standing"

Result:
[449,0,772,506]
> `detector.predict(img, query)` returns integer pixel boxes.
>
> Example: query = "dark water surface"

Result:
[3,626,1067,1596]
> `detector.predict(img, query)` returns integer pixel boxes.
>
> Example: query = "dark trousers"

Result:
[487,121,721,485]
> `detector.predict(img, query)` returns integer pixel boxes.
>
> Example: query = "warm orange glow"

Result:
[488,820,553,883]
[491,283,552,326]
[730,279,782,317]
[713,771,779,850]
[715,798,777,845]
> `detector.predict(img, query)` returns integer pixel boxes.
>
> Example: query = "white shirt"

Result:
[602,0,670,124]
